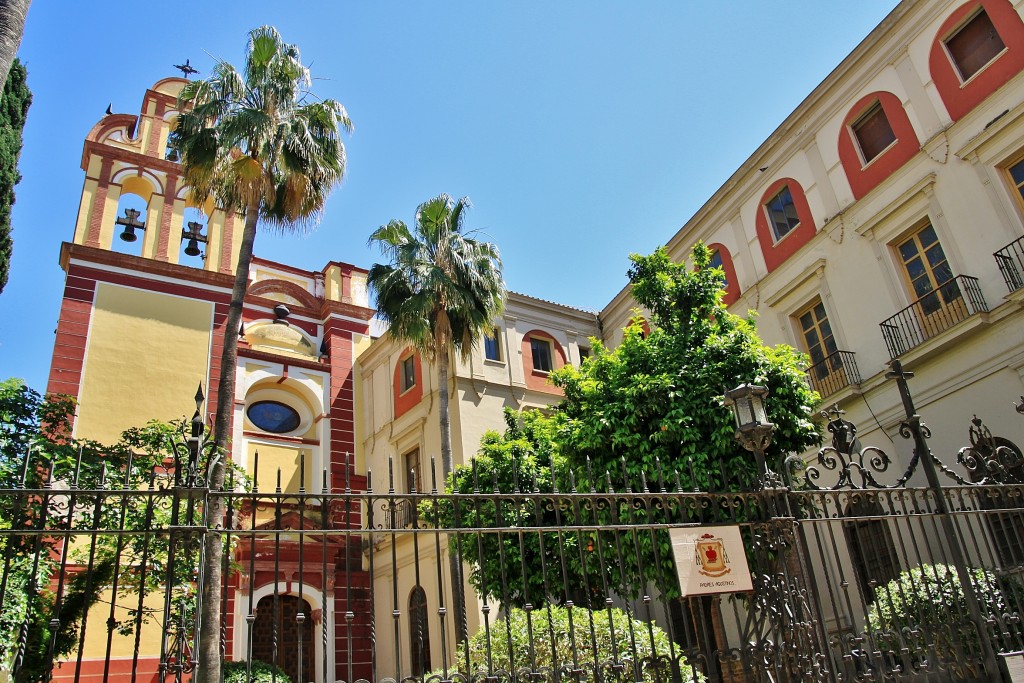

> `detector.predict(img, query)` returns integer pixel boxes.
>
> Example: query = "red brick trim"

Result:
[249,279,321,310]
[929,0,1024,122]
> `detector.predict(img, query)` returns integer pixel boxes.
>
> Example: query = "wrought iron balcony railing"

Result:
[995,235,1024,293]
[879,274,988,358]
[805,350,861,398]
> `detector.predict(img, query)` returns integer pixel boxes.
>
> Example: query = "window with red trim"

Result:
[929,1,1024,122]
[946,8,1006,82]
[839,92,920,199]
[707,243,740,306]
[852,102,896,164]
[764,186,800,242]
[754,179,817,273]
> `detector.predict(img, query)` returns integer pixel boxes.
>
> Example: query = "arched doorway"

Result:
[252,594,314,683]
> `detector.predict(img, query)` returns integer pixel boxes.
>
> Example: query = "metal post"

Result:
[886,359,1003,681]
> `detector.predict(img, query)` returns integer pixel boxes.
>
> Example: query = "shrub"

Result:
[867,563,1022,663]
[434,605,701,683]
[223,659,293,683]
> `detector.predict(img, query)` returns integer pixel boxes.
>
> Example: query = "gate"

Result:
[0,365,1022,683]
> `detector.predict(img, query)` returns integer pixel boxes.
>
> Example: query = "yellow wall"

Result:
[66,587,166,660]
[76,284,212,444]
[247,442,313,495]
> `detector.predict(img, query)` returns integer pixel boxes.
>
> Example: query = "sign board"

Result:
[670,525,753,596]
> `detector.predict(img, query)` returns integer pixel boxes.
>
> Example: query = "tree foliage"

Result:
[436,245,820,605]
[0,380,238,682]
[0,59,30,295]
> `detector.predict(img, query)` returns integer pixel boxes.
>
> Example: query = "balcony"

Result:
[387,499,417,529]
[806,350,861,399]
[994,235,1024,293]
[879,275,988,358]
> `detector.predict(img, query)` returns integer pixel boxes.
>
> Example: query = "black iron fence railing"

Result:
[879,274,988,358]
[2,379,1023,683]
[995,235,1024,293]
[805,350,860,399]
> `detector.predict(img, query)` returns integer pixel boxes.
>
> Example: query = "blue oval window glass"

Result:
[247,401,301,433]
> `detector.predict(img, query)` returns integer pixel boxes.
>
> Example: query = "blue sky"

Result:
[0,1,898,392]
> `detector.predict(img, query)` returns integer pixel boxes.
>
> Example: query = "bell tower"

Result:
[72,77,240,272]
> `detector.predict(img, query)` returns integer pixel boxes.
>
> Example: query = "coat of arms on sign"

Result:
[695,533,730,577]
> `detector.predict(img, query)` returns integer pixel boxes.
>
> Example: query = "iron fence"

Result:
[1,371,1023,683]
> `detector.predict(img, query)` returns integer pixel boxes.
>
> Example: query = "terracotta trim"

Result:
[61,242,234,291]
[928,0,1024,122]
[393,349,423,418]
[156,175,177,260]
[838,91,921,200]
[706,243,741,306]
[521,330,566,394]
[754,178,817,274]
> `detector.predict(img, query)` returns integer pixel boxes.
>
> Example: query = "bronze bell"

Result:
[184,238,202,257]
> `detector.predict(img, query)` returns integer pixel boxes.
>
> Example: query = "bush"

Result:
[867,563,1022,663]
[223,659,293,683]
[433,605,701,682]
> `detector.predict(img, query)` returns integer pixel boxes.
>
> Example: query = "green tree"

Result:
[436,244,820,604]
[0,58,31,294]
[171,26,352,683]
[368,193,506,637]
[0,381,211,683]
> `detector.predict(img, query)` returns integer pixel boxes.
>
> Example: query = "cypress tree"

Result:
[0,58,30,295]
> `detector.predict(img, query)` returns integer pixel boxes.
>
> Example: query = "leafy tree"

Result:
[435,605,701,683]
[0,58,30,295]
[368,193,505,636]
[0,380,238,683]
[171,26,352,683]
[435,244,820,604]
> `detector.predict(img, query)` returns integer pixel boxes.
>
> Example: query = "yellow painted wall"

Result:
[76,284,212,444]
[67,587,166,660]
[247,442,313,495]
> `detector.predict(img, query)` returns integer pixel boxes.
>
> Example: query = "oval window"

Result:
[247,400,301,434]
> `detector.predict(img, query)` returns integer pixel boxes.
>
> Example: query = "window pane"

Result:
[531,338,553,372]
[1010,160,1024,187]
[247,401,301,434]
[946,9,1005,81]
[484,329,501,361]
[766,186,800,241]
[852,102,897,162]
[898,239,919,263]
[905,256,926,281]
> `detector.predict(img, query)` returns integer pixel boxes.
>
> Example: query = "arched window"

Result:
[393,349,423,418]
[707,243,740,306]
[838,92,920,199]
[409,586,431,676]
[929,1,1024,122]
[754,178,817,273]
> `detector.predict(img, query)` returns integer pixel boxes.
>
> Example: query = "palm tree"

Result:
[170,26,351,683]
[367,194,505,638]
